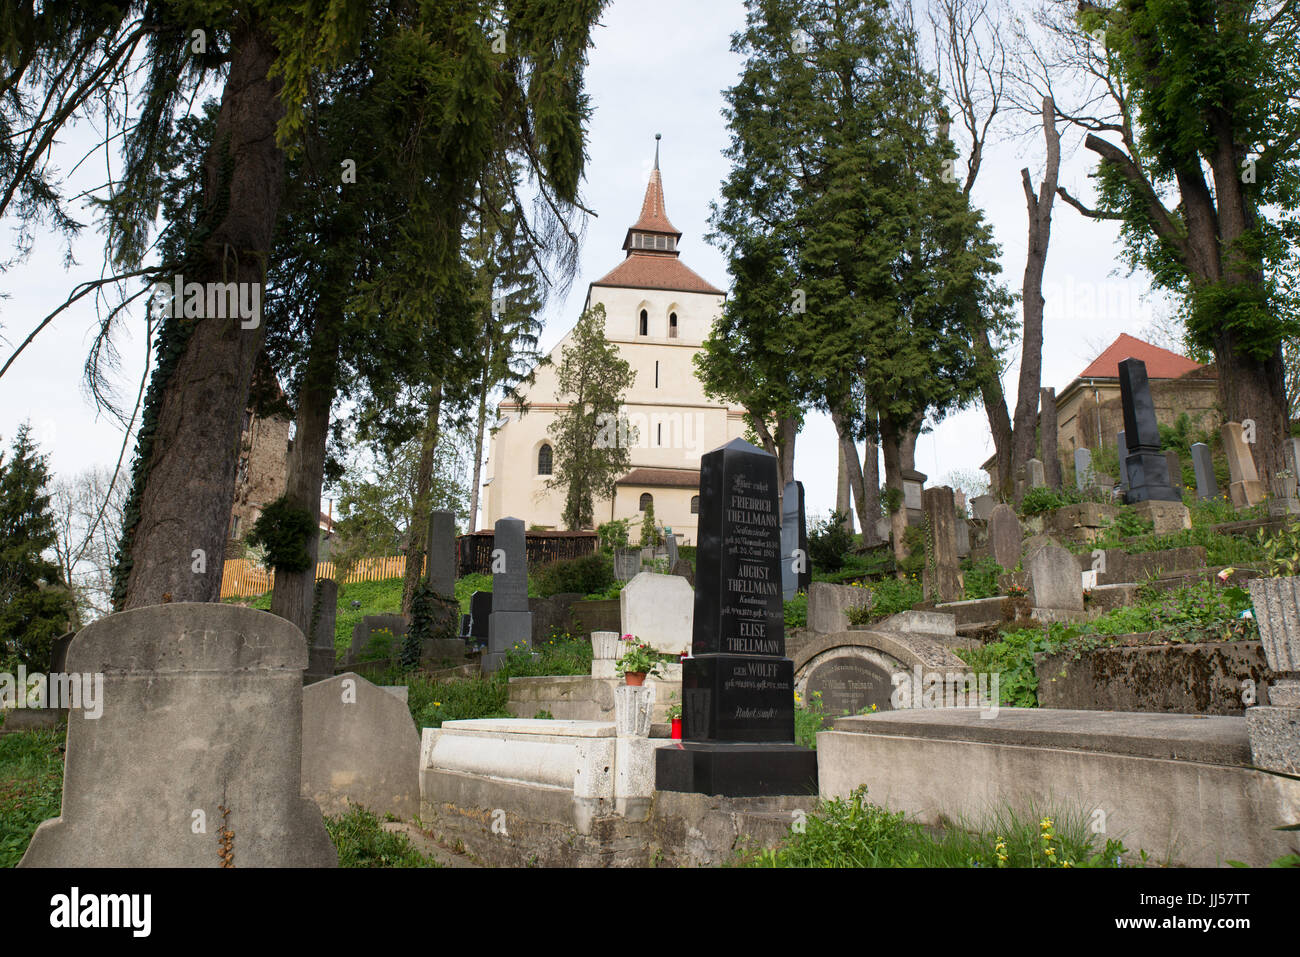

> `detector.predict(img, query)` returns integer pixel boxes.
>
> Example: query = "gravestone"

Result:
[468,591,492,641]
[348,614,407,664]
[1288,437,1300,476]
[1117,431,1130,490]
[1026,458,1046,490]
[955,519,971,558]
[656,438,817,796]
[591,630,622,679]
[483,517,531,673]
[805,657,894,717]
[665,529,679,567]
[1118,359,1181,503]
[49,631,75,676]
[1164,451,1184,491]
[796,481,811,593]
[1191,442,1219,502]
[670,558,695,585]
[1221,422,1265,508]
[425,510,457,599]
[807,581,872,634]
[971,495,996,521]
[902,469,926,525]
[19,604,336,867]
[613,548,641,581]
[988,504,1022,572]
[1074,448,1093,491]
[302,672,420,820]
[620,572,694,655]
[459,613,472,638]
[306,578,338,683]
[780,481,800,600]
[922,486,963,603]
[1029,544,1085,622]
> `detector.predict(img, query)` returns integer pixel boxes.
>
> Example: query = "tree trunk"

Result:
[269,306,340,637]
[775,415,798,487]
[121,19,284,608]
[1010,97,1061,501]
[976,329,1014,500]
[879,415,908,575]
[401,388,442,614]
[836,442,853,533]
[468,368,489,532]
[861,429,880,544]
[1040,386,1062,489]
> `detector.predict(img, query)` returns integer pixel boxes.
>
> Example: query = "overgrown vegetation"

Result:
[325,806,440,868]
[532,552,614,598]
[742,786,1131,868]
[0,729,63,868]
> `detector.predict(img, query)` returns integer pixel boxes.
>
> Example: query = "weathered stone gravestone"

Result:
[1245,577,1300,773]
[796,482,811,594]
[971,494,996,521]
[1164,451,1184,490]
[955,518,971,558]
[1221,422,1265,508]
[591,630,622,679]
[425,510,457,599]
[988,504,1022,572]
[620,572,693,655]
[1118,358,1181,503]
[902,469,926,525]
[613,548,641,581]
[468,591,492,641]
[1074,448,1093,490]
[1029,545,1085,622]
[306,578,338,684]
[922,486,963,603]
[484,517,531,673]
[805,656,894,717]
[656,438,817,796]
[781,481,800,600]
[302,672,421,820]
[665,529,679,567]
[669,558,695,585]
[20,603,336,867]
[807,581,872,634]
[1026,458,1046,490]
[348,614,407,665]
[1191,442,1219,502]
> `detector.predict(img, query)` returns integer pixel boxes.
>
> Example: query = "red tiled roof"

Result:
[630,169,679,236]
[1076,333,1205,380]
[592,253,725,295]
[616,468,701,489]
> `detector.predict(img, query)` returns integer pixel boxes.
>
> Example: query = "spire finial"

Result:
[654,133,661,170]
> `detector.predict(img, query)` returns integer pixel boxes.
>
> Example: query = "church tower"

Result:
[481,138,745,542]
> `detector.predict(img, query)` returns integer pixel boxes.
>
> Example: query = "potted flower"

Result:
[666,693,682,739]
[615,634,664,686]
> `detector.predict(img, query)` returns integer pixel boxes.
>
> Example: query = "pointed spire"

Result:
[654,132,661,170]
[623,136,681,253]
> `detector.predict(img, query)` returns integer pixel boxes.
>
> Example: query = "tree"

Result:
[50,465,130,626]
[546,304,637,530]
[0,424,74,668]
[1047,0,1300,483]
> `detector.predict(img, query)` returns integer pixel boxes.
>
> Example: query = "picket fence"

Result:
[219,555,423,599]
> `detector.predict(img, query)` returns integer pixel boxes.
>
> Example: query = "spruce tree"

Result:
[0,424,74,668]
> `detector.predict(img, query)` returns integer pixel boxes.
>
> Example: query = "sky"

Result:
[0,0,1174,530]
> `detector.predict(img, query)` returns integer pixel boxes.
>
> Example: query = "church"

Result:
[481,141,747,544]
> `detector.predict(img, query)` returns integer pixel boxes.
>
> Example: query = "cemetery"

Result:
[1,0,1299,895]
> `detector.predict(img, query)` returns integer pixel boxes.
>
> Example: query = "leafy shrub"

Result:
[898,526,926,579]
[1020,485,1084,515]
[1106,508,1155,538]
[808,510,855,573]
[0,729,64,867]
[848,576,922,623]
[246,496,317,572]
[1260,519,1300,577]
[532,552,613,598]
[596,518,630,552]
[784,592,808,628]
[962,557,1003,600]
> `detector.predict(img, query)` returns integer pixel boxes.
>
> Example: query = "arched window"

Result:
[690,495,700,514]
[669,312,678,338]
[537,444,553,476]
[639,309,648,336]
[639,493,653,512]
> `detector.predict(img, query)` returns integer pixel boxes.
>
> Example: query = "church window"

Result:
[639,493,653,511]
[537,443,553,475]
[655,360,659,388]
[669,312,678,338]
[657,423,662,445]
[690,495,700,514]
[639,309,648,336]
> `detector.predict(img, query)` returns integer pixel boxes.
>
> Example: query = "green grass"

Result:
[1075,522,1266,566]
[741,786,1132,868]
[324,806,441,867]
[0,729,64,867]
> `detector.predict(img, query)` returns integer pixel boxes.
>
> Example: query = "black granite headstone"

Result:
[656,438,818,796]
[469,591,492,640]
[796,481,811,593]
[1118,358,1181,504]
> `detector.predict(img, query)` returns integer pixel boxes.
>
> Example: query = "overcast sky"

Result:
[0,0,1173,529]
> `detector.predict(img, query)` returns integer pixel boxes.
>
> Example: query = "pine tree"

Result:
[0,424,74,668]
[547,305,637,530]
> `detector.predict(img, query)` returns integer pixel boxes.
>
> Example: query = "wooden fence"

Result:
[220,554,422,599]
[457,530,598,577]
